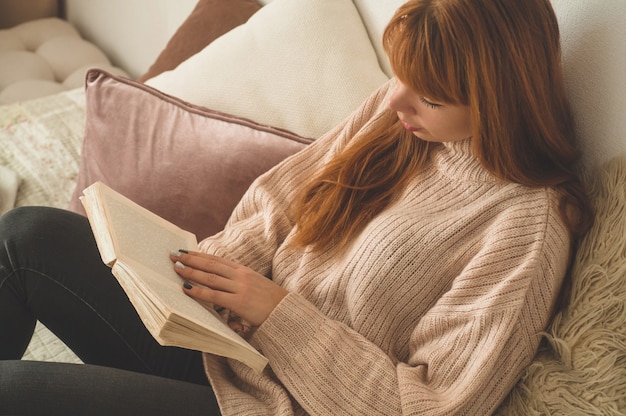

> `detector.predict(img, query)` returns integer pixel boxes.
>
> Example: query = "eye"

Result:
[419,96,442,109]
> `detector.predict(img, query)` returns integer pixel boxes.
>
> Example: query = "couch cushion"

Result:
[69,69,312,240]
[145,0,389,139]
[139,0,261,82]
[549,0,626,169]
[0,17,128,104]
[352,0,405,77]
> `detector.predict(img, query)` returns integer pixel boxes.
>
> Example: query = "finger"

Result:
[227,320,251,337]
[174,261,238,293]
[182,280,236,308]
[170,250,236,279]
[171,249,242,270]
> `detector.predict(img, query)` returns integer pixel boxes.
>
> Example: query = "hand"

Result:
[169,250,288,327]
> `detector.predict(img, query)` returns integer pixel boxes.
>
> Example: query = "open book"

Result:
[80,181,268,373]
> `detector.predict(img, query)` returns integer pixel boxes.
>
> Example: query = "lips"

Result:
[401,120,419,132]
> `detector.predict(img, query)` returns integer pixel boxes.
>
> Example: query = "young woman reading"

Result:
[0,0,592,414]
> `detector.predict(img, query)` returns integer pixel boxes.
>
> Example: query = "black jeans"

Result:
[0,206,220,415]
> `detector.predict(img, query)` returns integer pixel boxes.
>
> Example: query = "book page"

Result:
[81,183,197,268]
[115,259,268,372]
[104,195,196,282]
[117,259,261,347]
[80,193,116,266]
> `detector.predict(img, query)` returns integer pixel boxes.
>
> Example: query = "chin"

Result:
[412,132,438,142]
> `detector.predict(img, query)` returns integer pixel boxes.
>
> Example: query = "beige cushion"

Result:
[352,0,405,77]
[139,0,261,82]
[69,69,312,240]
[146,0,389,139]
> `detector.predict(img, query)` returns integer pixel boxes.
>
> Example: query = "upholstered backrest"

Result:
[350,0,405,77]
[64,0,198,78]
[551,0,626,169]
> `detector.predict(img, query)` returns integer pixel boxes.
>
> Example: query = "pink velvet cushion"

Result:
[69,69,312,239]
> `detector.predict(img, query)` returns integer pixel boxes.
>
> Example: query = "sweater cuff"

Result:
[252,292,324,371]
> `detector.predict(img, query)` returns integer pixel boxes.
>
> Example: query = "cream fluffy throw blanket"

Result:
[496,156,626,414]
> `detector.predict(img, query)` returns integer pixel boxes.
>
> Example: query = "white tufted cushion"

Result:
[0,17,128,105]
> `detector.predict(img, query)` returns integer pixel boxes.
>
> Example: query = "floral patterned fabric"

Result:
[0,89,85,363]
[0,88,85,209]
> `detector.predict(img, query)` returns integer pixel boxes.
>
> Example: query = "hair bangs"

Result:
[383,2,468,106]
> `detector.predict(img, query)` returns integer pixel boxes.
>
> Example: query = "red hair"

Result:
[291,0,593,251]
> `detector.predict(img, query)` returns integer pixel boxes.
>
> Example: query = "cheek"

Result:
[451,116,472,136]
[423,113,471,141]
[441,113,471,139]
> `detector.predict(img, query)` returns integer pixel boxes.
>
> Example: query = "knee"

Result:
[0,206,54,242]
[0,206,88,252]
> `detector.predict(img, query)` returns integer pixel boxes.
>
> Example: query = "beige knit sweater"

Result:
[198,81,571,415]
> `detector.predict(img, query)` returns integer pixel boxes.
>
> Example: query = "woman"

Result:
[0,0,592,414]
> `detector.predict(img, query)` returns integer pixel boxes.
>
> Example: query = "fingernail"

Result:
[178,249,189,254]
[183,281,193,290]
[175,261,185,270]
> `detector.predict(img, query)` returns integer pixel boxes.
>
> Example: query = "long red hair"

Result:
[291,0,593,251]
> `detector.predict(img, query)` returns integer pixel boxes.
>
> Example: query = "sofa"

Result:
[0,0,624,413]
[0,17,129,105]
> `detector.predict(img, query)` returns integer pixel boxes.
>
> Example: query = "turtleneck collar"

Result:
[432,138,496,183]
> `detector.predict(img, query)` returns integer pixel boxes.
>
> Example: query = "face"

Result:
[387,79,472,143]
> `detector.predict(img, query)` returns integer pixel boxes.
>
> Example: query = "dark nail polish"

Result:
[179,249,189,254]
[183,282,193,290]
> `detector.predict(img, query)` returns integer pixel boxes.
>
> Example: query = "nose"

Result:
[387,81,417,115]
